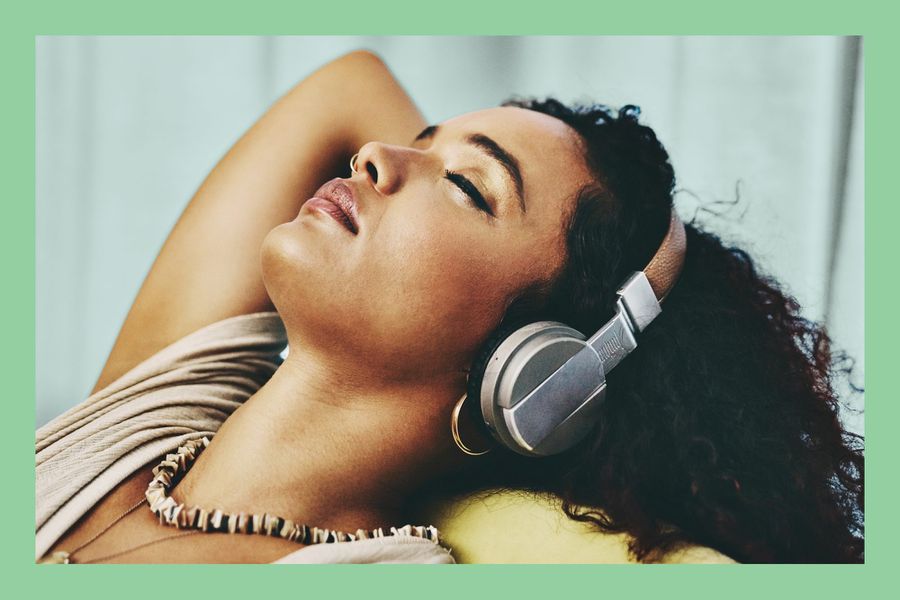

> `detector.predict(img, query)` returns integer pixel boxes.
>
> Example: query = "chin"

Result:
[260,223,312,317]
[260,223,360,348]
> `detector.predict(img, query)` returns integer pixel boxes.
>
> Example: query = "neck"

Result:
[171,349,470,533]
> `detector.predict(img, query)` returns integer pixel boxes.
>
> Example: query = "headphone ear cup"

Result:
[469,319,599,456]
[466,320,535,432]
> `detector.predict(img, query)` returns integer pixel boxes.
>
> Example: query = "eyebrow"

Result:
[414,125,526,214]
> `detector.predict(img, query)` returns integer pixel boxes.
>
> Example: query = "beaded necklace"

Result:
[40,436,442,564]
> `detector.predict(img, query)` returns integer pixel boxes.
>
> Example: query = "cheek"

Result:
[259,205,557,370]
[364,218,528,341]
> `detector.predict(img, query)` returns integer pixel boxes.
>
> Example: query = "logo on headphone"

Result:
[596,328,624,364]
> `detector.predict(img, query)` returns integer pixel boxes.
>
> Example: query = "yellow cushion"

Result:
[418,489,737,564]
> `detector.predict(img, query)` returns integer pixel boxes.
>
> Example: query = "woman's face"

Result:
[262,106,593,379]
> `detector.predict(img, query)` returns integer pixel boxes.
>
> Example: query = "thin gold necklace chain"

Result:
[65,497,146,557]
[44,496,200,564]
[77,530,202,564]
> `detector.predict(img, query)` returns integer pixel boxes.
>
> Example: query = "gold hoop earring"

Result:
[349,153,360,174]
[451,393,493,456]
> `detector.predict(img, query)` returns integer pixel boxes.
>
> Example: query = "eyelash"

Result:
[444,170,494,217]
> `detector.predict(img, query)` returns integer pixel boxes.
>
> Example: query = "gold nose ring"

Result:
[349,153,360,174]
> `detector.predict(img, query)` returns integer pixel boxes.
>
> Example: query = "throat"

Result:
[164,349,464,539]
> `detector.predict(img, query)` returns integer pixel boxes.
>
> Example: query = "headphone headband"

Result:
[644,211,687,303]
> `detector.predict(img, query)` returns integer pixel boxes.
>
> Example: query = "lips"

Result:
[307,179,359,235]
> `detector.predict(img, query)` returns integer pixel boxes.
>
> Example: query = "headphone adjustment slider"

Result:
[616,271,662,333]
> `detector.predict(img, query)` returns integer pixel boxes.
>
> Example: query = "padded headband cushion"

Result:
[643,212,687,302]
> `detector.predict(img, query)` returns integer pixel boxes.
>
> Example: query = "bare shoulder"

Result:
[657,544,738,564]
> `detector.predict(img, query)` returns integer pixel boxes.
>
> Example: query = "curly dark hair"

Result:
[441,98,864,563]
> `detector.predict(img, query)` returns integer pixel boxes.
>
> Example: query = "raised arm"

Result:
[90,50,427,394]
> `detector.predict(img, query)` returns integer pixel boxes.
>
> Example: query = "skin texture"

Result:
[51,51,593,563]
[262,106,592,381]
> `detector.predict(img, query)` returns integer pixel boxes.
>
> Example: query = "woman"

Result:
[35,49,863,563]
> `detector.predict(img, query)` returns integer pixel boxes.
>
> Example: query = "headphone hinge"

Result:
[616,271,662,333]
[583,271,661,374]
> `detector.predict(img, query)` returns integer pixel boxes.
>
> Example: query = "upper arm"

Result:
[90,50,427,395]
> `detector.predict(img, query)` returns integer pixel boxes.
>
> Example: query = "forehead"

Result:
[442,106,584,162]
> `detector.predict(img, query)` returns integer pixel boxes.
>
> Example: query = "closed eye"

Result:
[444,170,494,217]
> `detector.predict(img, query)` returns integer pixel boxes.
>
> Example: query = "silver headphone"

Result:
[467,212,688,457]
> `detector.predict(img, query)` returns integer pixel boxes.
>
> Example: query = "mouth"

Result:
[305,179,360,235]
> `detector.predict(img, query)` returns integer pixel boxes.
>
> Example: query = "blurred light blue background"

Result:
[36,36,863,432]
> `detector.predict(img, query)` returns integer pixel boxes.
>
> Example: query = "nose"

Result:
[353,141,419,196]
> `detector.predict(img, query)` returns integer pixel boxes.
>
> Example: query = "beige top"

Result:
[35,311,455,564]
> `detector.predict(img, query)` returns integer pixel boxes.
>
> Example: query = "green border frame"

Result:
[5,1,890,597]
